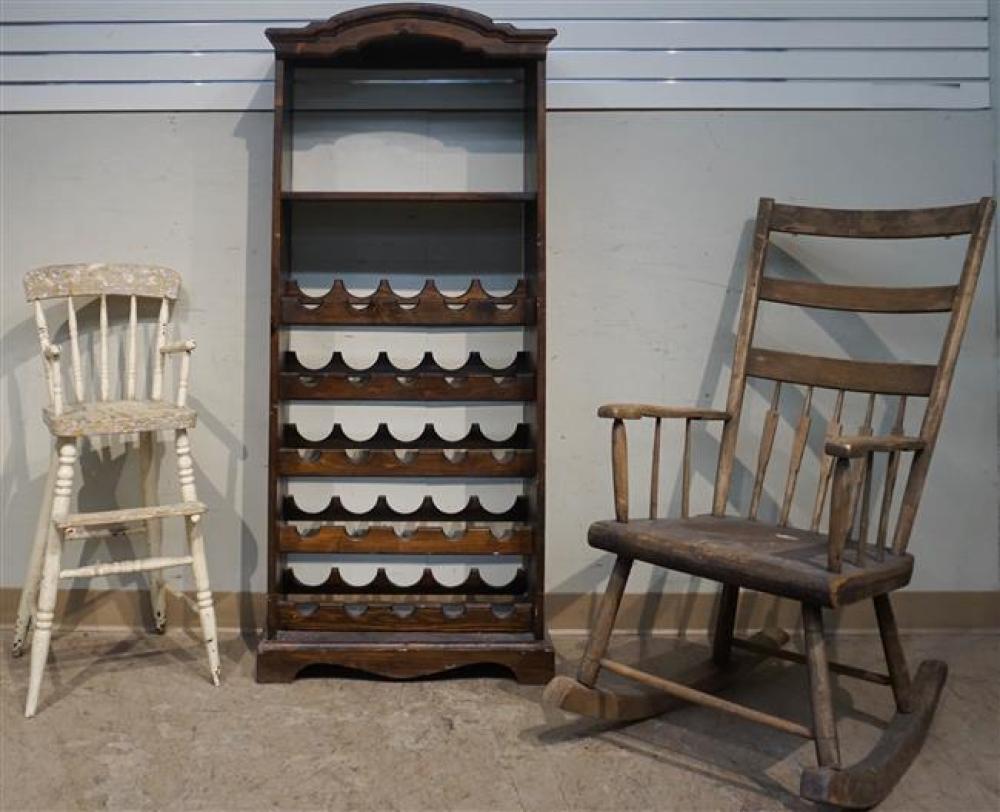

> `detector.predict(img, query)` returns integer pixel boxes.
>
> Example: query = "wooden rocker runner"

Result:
[13,264,221,717]
[544,197,995,808]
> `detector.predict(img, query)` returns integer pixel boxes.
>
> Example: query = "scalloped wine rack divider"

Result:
[281,566,528,596]
[279,525,533,555]
[280,351,535,401]
[259,6,555,685]
[279,422,535,477]
[282,279,533,326]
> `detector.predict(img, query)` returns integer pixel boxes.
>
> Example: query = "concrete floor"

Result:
[1,628,997,811]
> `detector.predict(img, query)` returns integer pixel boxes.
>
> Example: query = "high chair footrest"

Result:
[60,555,195,580]
[55,501,206,532]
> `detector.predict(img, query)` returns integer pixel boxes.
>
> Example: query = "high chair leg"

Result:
[12,446,58,656]
[25,438,76,718]
[139,432,167,633]
[175,429,221,685]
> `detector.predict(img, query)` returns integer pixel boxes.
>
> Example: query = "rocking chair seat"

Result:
[588,515,913,608]
[43,400,197,437]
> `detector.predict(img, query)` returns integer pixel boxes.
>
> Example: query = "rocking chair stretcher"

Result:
[543,196,995,808]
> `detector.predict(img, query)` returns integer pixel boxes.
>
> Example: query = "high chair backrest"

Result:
[712,198,995,560]
[24,264,183,415]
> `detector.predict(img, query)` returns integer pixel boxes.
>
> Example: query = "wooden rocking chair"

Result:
[544,197,995,808]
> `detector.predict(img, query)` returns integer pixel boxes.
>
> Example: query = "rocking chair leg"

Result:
[802,603,841,768]
[578,555,633,687]
[712,585,739,667]
[874,594,914,713]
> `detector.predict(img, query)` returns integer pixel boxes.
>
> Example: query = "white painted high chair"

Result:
[14,264,221,717]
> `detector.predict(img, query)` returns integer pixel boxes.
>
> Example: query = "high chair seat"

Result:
[43,400,197,437]
[589,515,913,609]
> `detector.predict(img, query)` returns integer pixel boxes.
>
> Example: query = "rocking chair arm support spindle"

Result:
[598,405,730,522]
[159,339,196,407]
[825,434,925,459]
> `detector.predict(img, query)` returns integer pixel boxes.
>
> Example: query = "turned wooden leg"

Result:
[175,429,221,685]
[874,594,914,713]
[712,584,740,668]
[12,445,59,657]
[802,603,840,767]
[139,432,167,633]
[25,438,76,718]
[578,555,633,687]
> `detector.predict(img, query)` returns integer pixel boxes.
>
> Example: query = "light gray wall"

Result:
[1,109,997,595]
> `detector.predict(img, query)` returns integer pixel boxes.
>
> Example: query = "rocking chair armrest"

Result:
[159,339,197,355]
[825,435,925,459]
[597,403,730,422]
[601,404,727,522]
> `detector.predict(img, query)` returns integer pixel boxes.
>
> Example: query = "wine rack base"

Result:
[256,633,555,685]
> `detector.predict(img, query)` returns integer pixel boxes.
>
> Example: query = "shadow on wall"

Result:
[233,109,274,645]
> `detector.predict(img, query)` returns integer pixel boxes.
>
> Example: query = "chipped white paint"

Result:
[65,296,84,402]
[24,437,76,718]
[161,339,196,408]
[59,555,195,580]
[16,264,221,716]
[43,400,196,437]
[139,433,167,632]
[126,294,137,400]
[56,500,206,531]
[23,263,181,301]
[99,294,109,401]
[10,451,58,657]
[175,428,222,685]
[32,299,62,415]
[151,298,170,401]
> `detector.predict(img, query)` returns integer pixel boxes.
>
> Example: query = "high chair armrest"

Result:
[160,339,196,354]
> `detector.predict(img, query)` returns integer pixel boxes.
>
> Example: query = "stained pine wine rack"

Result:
[257,5,556,682]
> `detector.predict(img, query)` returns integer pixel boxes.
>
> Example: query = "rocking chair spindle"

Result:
[543,196,995,808]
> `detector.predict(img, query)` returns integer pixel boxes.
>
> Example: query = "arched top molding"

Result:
[266,3,556,61]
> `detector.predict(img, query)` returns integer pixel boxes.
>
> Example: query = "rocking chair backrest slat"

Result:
[746,349,936,397]
[713,197,995,567]
[23,264,183,413]
[759,278,957,314]
[768,201,982,239]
